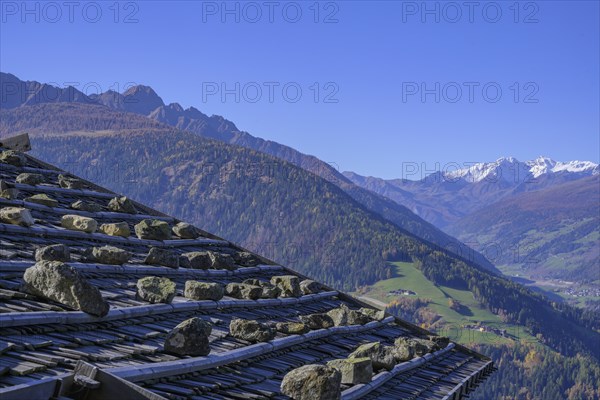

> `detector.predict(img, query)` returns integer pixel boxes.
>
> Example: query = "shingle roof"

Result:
[0,143,492,400]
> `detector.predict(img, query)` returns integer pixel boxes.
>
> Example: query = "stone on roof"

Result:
[136,276,177,304]
[281,364,342,400]
[22,260,109,316]
[135,219,172,240]
[61,214,98,233]
[0,206,35,226]
[0,144,492,400]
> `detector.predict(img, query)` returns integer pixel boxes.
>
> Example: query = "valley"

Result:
[356,262,538,346]
[1,73,598,400]
[346,161,600,309]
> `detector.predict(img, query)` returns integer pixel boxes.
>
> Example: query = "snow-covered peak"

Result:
[526,156,557,178]
[547,160,599,176]
[445,157,526,183]
[443,157,598,183]
[525,157,599,177]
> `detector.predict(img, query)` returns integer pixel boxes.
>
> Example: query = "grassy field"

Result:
[357,262,538,346]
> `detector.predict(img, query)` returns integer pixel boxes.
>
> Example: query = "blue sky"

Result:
[1,1,598,179]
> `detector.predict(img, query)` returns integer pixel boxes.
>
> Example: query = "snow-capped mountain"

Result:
[345,158,599,284]
[444,156,599,183]
[344,156,598,230]
[527,157,599,177]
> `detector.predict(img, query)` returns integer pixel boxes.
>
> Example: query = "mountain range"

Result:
[1,72,600,400]
[2,71,597,291]
[0,71,496,273]
[345,156,599,295]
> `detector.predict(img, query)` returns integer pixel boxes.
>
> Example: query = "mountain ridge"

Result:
[344,159,600,297]
[0,71,497,273]
[1,101,598,361]
[443,156,599,183]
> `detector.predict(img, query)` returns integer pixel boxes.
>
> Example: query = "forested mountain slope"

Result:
[0,72,496,272]
[1,102,598,364]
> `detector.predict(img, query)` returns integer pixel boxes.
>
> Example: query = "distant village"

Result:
[463,324,508,338]
[563,286,600,298]
[387,288,417,296]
